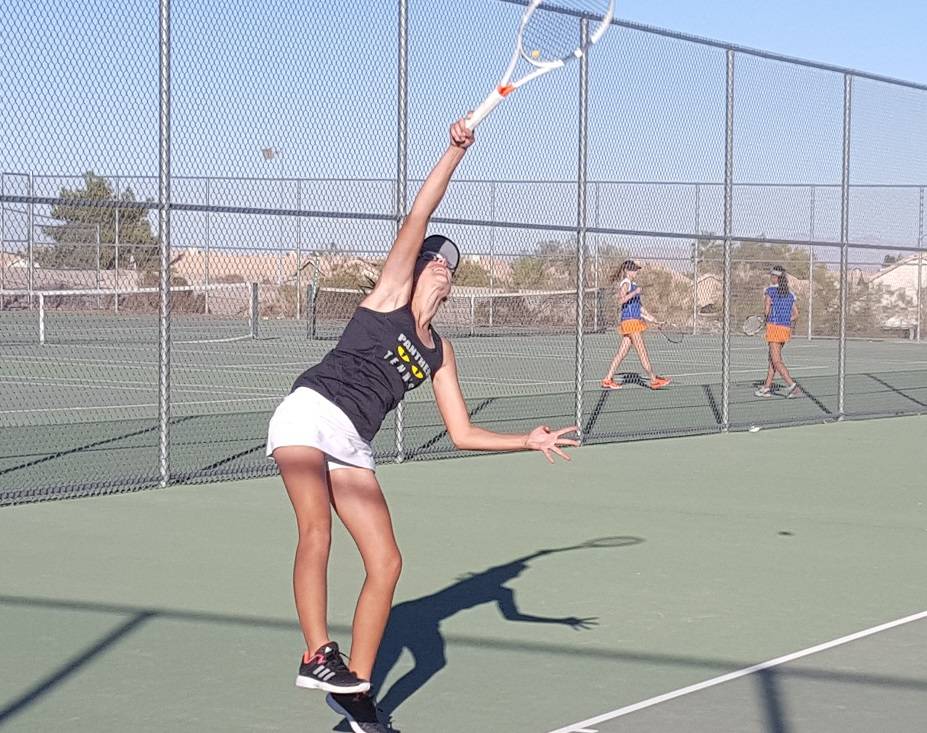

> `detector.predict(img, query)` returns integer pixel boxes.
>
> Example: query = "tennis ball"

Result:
[531,49,540,59]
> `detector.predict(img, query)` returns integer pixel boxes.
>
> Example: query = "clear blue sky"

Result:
[1,0,925,253]
[616,0,926,84]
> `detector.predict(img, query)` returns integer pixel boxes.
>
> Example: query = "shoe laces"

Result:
[324,648,354,676]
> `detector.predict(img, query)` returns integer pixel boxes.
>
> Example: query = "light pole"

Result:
[261,146,285,285]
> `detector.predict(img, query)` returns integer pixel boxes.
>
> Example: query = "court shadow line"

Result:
[370,540,645,719]
[0,611,153,726]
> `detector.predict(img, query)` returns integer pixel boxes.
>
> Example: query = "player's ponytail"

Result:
[612,259,638,284]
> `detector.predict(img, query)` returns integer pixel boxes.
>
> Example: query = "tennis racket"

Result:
[466,0,615,129]
[537,536,643,555]
[743,314,766,336]
[656,322,685,345]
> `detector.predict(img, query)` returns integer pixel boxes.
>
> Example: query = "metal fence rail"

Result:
[1,0,925,504]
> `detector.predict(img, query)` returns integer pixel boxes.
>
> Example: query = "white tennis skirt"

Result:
[266,387,376,472]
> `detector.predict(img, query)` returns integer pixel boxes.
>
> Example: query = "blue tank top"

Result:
[619,279,642,320]
[765,286,795,327]
[293,304,445,441]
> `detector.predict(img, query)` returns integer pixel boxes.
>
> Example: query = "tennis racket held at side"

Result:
[466,0,615,129]
[743,314,766,336]
[656,322,685,344]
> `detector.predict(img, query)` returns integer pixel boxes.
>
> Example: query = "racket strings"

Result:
[522,1,611,64]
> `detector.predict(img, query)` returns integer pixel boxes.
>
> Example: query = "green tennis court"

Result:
[3,323,926,498]
[2,415,925,732]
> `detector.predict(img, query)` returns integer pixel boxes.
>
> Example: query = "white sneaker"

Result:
[785,383,801,399]
[754,386,772,398]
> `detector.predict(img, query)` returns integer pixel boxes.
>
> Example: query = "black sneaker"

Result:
[326,692,394,733]
[295,642,370,694]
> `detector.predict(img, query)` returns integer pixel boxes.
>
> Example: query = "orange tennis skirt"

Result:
[765,324,791,343]
[620,318,647,335]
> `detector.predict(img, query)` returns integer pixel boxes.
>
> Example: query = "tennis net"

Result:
[0,282,259,345]
[306,286,607,339]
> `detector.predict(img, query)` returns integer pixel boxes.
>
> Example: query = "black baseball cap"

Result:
[420,234,460,272]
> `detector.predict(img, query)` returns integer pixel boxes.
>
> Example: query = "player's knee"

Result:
[297,523,332,551]
[369,548,402,587]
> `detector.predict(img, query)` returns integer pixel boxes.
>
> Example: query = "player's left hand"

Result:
[526,425,579,463]
[450,118,475,149]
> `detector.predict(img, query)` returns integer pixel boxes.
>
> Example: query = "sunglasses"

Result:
[418,250,456,273]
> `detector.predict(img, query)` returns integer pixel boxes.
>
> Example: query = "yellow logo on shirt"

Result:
[384,334,432,391]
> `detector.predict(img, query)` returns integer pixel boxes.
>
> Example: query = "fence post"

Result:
[204,177,211,313]
[488,180,496,331]
[1,173,5,310]
[28,173,34,310]
[808,185,815,340]
[158,0,172,488]
[594,180,600,332]
[394,0,408,463]
[917,185,923,342]
[838,74,852,419]
[114,203,121,312]
[721,49,735,431]
[693,182,700,334]
[575,17,590,441]
[296,178,303,320]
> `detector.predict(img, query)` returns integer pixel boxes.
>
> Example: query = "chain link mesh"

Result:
[1,0,925,503]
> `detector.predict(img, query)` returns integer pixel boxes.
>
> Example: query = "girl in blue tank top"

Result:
[600,260,671,391]
[267,118,580,730]
[755,265,802,399]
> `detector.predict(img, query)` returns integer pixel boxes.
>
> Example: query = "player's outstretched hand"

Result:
[526,425,579,463]
[562,616,599,631]
[450,118,475,149]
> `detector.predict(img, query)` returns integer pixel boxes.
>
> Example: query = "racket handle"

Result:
[466,88,509,129]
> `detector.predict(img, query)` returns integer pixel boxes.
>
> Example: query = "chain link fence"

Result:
[2,0,925,503]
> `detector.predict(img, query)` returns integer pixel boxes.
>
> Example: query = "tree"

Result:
[37,172,158,271]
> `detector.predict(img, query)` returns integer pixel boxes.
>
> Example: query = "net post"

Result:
[838,73,852,419]
[393,0,409,464]
[158,0,172,489]
[38,293,45,345]
[721,49,735,432]
[95,223,102,309]
[249,282,259,339]
[574,17,590,442]
[307,280,317,339]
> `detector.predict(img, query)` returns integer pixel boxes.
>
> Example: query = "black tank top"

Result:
[292,304,445,442]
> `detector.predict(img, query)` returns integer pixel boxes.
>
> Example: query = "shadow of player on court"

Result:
[365,535,643,721]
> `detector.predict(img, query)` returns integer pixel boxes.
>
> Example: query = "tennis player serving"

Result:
[266,118,578,732]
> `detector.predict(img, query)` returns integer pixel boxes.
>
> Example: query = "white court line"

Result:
[0,377,280,398]
[0,395,279,416]
[455,365,831,389]
[4,353,307,372]
[546,609,927,733]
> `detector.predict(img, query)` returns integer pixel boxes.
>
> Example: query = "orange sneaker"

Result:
[649,376,671,389]
[601,378,622,390]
